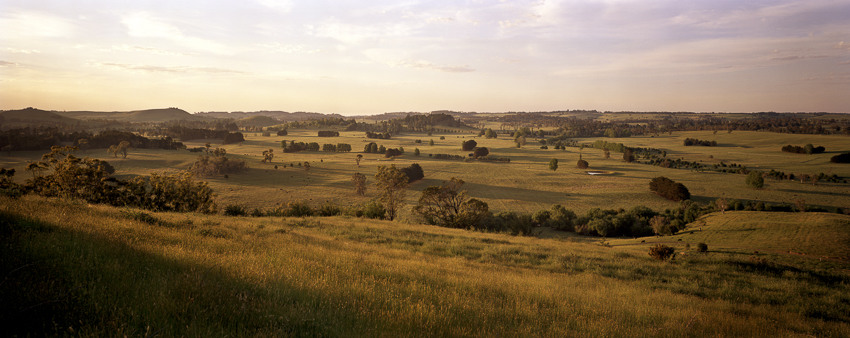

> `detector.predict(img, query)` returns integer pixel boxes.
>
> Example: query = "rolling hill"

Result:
[0,107,86,127]
[56,107,213,123]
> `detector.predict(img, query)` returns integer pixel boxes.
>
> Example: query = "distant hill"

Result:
[0,107,86,127]
[57,108,213,123]
[194,110,346,121]
[236,115,282,128]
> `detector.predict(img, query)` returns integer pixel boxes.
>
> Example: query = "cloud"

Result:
[4,48,41,54]
[839,60,850,65]
[389,60,474,73]
[256,0,293,13]
[0,11,74,39]
[426,17,455,23]
[0,61,19,67]
[97,62,248,74]
[836,41,850,50]
[121,12,231,55]
[105,45,193,56]
[257,43,325,53]
[309,19,420,44]
[771,55,831,61]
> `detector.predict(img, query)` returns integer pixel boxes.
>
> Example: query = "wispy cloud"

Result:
[389,60,474,73]
[97,62,248,74]
[256,0,293,13]
[104,45,193,56]
[4,48,41,54]
[0,11,74,39]
[257,43,325,53]
[0,61,19,67]
[121,12,232,55]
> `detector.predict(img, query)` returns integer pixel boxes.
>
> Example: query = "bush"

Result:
[277,130,288,136]
[649,244,675,261]
[696,242,708,253]
[461,140,477,151]
[830,153,850,163]
[223,204,247,216]
[746,171,764,188]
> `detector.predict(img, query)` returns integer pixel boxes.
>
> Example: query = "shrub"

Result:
[648,244,675,261]
[696,242,708,253]
[746,171,764,188]
[223,204,247,216]
[462,139,478,151]
[277,130,288,136]
[122,210,161,225]
[830,153,850,163]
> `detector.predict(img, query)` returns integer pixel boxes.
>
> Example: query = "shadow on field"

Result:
[775,188,850,198]
[0,211,399,337]
[461,182,571,203]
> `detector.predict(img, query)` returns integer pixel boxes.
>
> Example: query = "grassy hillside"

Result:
[1,195,848,336]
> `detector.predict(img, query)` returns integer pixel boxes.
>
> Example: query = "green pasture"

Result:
[1,130,848,220]
[2,195,848,336]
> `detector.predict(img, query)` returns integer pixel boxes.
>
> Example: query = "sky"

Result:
[1,0,849,115]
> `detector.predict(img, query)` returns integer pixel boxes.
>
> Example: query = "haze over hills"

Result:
[0,107,87,127]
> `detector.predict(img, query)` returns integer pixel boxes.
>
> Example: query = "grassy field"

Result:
[2,129,848,221]
[2,195,849,336]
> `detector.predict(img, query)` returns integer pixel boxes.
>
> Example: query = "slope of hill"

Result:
[57,108,213,123]
[0,107,86,127]
[2,195,848,336]
[612,211,850,261]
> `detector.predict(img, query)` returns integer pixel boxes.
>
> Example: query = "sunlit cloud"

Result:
[0,61,19,67]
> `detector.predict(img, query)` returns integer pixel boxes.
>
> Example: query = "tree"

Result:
[303,161,311,171]
[576,154,589,169]
[716,197,728,214]
[262,149,275,163]
[375,165,409,221]
[461,139,477,151]
[352,172,367,195]
[623,148,635,163]
[746,171,764,188]
[484,128,497,139]
[400,163,424,183]
[649,177,690,202]
[414,148,420,156]
[77,139,89,153]
[649,244,675,261]
[650,216,672,236]
[429,139,434,146]
[107,141,132,158]
[549,158,558,171]
[355,154,363,166]
[413,177,489,229]
[604,149,610,159]
[473,147,489,159]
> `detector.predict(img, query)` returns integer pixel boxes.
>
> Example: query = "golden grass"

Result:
[2,196,849,336]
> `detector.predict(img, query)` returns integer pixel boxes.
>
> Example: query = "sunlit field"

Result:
[2,129,848,221]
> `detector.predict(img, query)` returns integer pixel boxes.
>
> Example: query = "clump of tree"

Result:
[400,163,424,183]
[188,148,248,178]
[0,168,23,198]
[549,158,558,171]
[431,154,465,160]
[318,131,340,137]
[649,176,690,202]
[623,148,635,163]
[276,130,288,136]
[781,144,825,154]
[473,147,489,159]
[831,153,850,163]
[461,139,478,151]
[413,177,490,229]
[683,138,717,146]
[282,141,320,153]
[483,128,498,138]
[222,132,245,145]
[365,131,391,139]
[385,148,403,158]
[475,156,511,163]
[363,142,379,153]
[21,146,217,213]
